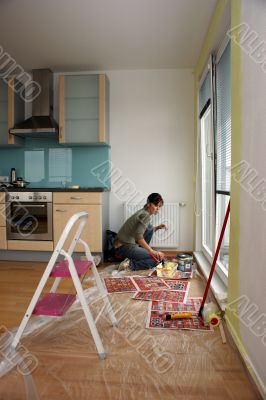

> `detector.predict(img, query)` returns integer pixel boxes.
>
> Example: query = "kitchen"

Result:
[0,69,111,258]
[0,64,194,261]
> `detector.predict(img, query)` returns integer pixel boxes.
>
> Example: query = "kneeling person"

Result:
[115,193,166,270]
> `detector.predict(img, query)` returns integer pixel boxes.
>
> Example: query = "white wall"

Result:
[107,69,194,250]
[238,0,266,391]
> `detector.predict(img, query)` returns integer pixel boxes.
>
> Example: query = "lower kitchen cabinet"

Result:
[0,227,7,250]
[53,192,106,253]
[0,193,7,249]
[0,191,108,254]
[7,240,53,251]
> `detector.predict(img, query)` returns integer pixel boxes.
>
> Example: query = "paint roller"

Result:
[202,302,220,327]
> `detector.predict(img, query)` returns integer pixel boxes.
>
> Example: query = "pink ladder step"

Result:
[33,293,76,316]
[50,259,92,278]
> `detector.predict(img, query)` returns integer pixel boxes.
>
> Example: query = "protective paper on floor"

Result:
[0,268,259,400]
[146,299,212,331]
[131,276,170,291]
[151,297,203,312]
[103,276,137,293]
[132,289,188,303]
[103,276,190,295]
[165,280,190,291]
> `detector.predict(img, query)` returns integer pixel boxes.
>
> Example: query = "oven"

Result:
[6,192,53,241]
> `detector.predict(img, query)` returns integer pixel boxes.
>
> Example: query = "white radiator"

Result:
[124,202,179,248]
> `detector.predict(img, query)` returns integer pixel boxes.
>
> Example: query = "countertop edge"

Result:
[0,187,110,192]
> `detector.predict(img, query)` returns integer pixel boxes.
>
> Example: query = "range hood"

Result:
[10,69,59,138]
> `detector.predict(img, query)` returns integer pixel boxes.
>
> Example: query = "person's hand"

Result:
[157,251,165,261]
[155,224,167,232]
[152,250,165,261]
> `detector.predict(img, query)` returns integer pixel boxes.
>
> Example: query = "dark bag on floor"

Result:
[104,230,119,262]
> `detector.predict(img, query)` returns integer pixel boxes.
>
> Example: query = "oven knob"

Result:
[43,196,47,200]
[29,196,32,199]
[38,196,42,200]
[16,196,19,199]
[11,196,15,200]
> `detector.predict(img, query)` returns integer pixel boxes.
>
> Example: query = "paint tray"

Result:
[156,261,178,278]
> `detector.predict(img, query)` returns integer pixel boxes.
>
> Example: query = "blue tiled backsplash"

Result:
[0,139,111,188]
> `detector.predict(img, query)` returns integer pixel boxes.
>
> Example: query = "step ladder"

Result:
[11,211,117,359]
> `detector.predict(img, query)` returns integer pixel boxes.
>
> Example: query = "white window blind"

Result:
[216,42,231,194]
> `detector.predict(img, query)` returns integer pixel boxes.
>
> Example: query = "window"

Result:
[215,41,231,273]
[198,39,231,282]
[200,104,214,256]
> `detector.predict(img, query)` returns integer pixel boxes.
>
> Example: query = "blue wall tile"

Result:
[0,138,111,188]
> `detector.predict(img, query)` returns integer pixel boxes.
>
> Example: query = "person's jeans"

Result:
[115,224,157,270]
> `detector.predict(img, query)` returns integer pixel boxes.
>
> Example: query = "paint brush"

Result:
[150,253,160,265]
[150,252,165,266]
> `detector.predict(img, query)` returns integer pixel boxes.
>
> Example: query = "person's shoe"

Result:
[117,258,131,272]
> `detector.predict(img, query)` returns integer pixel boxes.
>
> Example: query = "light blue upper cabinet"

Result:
[58,74,109,145]
[0,79,24,147]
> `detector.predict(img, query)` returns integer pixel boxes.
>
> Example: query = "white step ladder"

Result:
[11,211,117,359]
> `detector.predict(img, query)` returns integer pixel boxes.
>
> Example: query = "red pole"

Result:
[198,200,230,317]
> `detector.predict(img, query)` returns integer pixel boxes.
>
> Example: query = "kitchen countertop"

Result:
[0,187,110,192]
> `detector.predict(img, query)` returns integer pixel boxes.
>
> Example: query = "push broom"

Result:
[198,201,230,318]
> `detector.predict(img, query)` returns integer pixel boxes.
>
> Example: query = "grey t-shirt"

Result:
[117,208,151,245]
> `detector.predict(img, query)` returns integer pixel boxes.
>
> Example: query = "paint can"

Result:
[176,253,193,272]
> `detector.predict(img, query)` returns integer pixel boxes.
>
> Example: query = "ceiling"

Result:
[0,0,218,72]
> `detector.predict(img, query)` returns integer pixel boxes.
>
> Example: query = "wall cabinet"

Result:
[0,193,7,249]
[58,74,109,144]
[53,192,106,253]
[0,79,24,147]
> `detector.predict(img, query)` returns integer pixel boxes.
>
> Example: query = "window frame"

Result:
[199,57,216,267]
[198,37,231,286]
[200,103,215,262]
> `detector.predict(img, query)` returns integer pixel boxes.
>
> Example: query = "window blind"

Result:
[216,42,231,194]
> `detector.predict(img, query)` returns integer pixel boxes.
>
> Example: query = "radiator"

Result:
[124,202,179,248]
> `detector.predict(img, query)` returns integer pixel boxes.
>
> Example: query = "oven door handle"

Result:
[12,204,46,208]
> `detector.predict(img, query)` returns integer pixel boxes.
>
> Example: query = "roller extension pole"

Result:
[198,201,230,317]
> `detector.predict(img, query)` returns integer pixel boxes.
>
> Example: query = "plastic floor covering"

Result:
[0,268,259,400]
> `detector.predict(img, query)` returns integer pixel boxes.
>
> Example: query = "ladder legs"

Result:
[75,287,106,359]
[91,263,118,327]
[62,251,106,358]
[79,239,118,327]
[11,253,60,349]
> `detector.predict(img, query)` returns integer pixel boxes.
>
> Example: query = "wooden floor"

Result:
[0,260,261,400]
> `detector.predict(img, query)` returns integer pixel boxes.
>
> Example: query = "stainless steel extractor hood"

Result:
[10,69,59,138]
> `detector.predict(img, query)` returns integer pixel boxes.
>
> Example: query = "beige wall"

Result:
[236,0,266,393]
[108,69,194,250]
